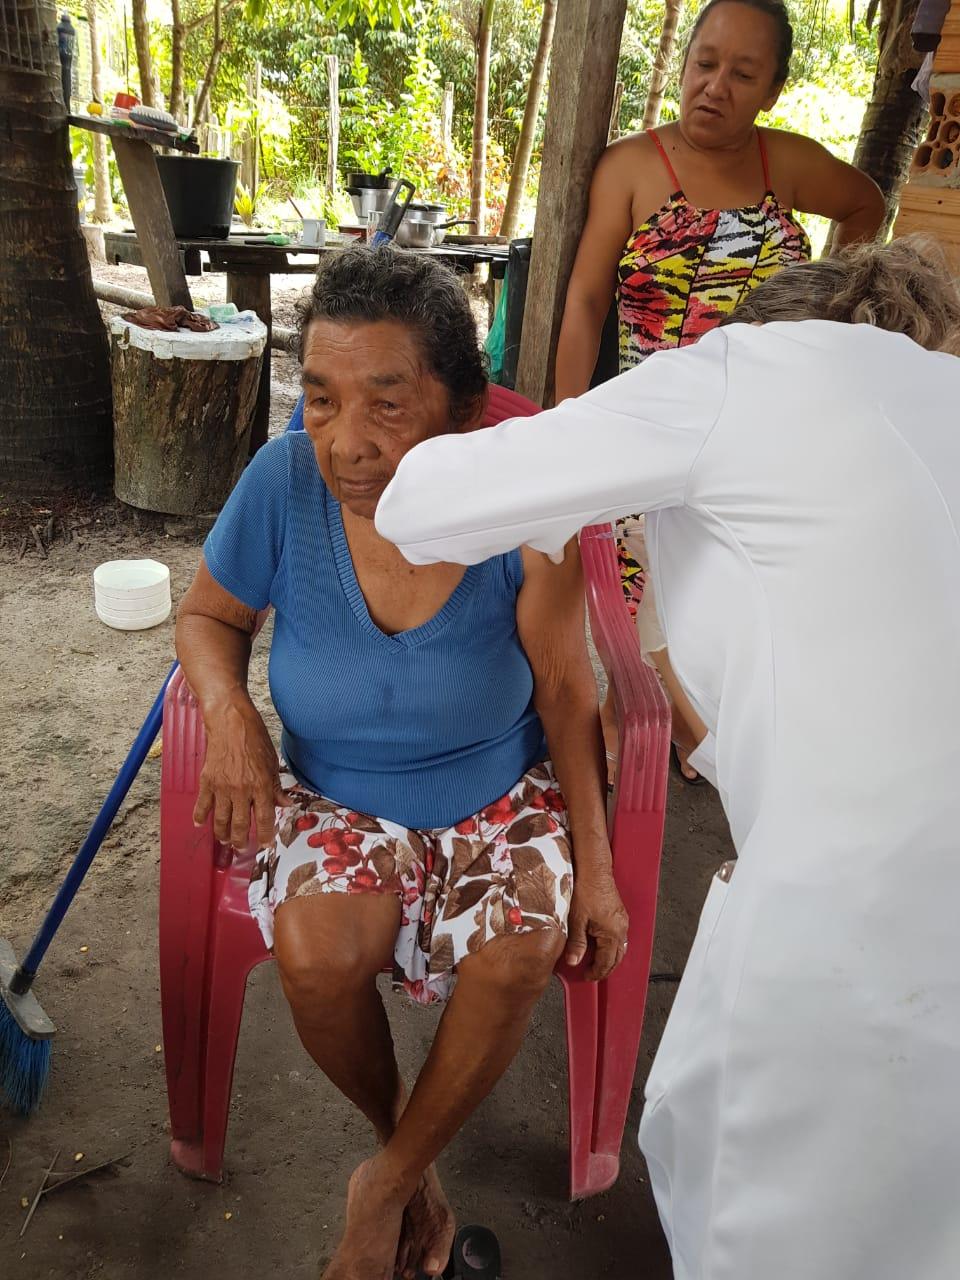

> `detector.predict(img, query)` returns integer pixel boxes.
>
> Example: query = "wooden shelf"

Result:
[68,114,199,154]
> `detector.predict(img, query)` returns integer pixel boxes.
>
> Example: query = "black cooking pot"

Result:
[345,169,392,190]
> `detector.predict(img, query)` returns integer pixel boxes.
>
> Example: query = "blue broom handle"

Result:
[16,661,180,983]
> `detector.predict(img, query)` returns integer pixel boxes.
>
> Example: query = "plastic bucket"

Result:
[94,559,171,630]
[156,156,239,239]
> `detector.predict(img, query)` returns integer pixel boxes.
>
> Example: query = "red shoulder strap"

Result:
[757,127,772,191]
[648,129,683,194]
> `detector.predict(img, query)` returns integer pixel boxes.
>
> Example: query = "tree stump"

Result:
[110,316,266,514]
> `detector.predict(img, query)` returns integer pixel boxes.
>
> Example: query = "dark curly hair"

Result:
[685,0,793,86]
[296,245,488,429]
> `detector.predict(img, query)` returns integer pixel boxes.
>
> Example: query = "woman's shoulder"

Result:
[600,129,663,175]
[592,130,673,218]
[250,431,325,490]
[760,126,831,166]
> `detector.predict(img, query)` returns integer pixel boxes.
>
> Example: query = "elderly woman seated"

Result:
[175,246,627,1280]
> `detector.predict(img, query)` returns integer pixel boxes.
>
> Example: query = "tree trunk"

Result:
[111,331,262,514]
[442,81,454,149]
[500,0,557,240]
[131,0,160,108]
[0,0,113,496]
[326,54,339,196]
[643,0,685,129]
[170,0,186,122]
[608,80,624,141]
[192,0,225,127]
[831,0,925,244]
[470,0,497,234]
[86,0,113,222]
[241,62,261,196]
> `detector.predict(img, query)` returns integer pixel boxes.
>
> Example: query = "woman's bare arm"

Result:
[553,144,636,404]
[777,131,886,249]
[176,560,288,849]
[516,542,628,980]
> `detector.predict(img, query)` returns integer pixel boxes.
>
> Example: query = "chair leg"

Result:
[160,815,216,1149]
[169,901,268,1182]
[590,809,666,1170]
[558,967,606,1201]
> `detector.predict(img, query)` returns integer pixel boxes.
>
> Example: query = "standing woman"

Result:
[555,0,885,782]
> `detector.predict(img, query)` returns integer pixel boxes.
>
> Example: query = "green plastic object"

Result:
[207,303,239,322]
[263,233,290,246]
[484,263,509,385]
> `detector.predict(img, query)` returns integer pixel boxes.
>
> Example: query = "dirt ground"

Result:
[0,265,735,1279]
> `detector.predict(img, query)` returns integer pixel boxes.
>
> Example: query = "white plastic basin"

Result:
[94,559,171,630]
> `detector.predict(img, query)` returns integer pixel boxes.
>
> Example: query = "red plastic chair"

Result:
[159,385,670,1200]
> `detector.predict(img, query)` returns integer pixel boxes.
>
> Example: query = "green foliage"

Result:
[244,0,414,28]
[121,0,882,241]
[234,180,268,225]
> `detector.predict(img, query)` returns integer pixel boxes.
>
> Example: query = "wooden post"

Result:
[326,53,340,195]
[515,0,628,405]
[112,137,193,309]
[442,81,454,149]
[241,62,261,195]
[226,268,272,453]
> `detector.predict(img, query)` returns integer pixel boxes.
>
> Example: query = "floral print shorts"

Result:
[248,761,573,1005]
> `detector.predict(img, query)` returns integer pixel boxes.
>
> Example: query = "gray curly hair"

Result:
[726,236,960,355]
[296,244,488,428]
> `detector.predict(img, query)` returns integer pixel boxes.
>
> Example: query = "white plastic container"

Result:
[94,559,172,630]
[300,217,326,248]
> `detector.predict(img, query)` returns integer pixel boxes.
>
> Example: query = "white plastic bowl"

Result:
[94,559,171,631]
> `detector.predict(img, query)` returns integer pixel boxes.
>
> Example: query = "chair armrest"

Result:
[579,524,670,814]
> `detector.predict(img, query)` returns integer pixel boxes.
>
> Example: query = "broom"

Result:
[0,662,179,1114]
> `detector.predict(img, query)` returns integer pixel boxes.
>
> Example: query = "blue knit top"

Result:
[203,433,547,828]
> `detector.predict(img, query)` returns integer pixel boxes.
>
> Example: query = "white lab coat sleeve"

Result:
[374,328,730,565]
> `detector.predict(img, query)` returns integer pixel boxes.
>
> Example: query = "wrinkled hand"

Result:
[565,869,629,981]
[193,694,290,849]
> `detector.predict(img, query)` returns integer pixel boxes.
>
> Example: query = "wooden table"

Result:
[103,231,511,451]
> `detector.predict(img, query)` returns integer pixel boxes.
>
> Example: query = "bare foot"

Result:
[320,1158,405,1280]
[673,739,702,783]
[396,1164,456,1279]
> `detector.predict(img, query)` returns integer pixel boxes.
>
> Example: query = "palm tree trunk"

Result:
[86,0,112,222]
[500,0,557,240]
[470,0,498,235]
[0,0,113,496]
[832,0,925,244]
[643,0,685,130]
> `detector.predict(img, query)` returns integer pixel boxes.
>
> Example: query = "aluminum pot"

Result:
[396,213,478,249]
[395,217,435,248]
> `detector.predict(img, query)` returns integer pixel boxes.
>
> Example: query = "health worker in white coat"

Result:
[375,237,960,1280]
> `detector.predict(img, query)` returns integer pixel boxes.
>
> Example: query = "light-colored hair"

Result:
[726,236,960,356]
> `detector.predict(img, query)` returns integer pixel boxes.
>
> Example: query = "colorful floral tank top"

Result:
[617,129,811,372]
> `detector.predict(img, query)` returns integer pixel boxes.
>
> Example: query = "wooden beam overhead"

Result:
[516,0,628,406]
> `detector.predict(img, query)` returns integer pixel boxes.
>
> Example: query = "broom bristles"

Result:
[0,999,51,1115]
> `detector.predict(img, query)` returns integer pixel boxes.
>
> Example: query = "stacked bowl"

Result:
[94,559,172,631]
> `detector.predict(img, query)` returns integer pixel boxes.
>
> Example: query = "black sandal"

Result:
[443,1225,501,1279]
